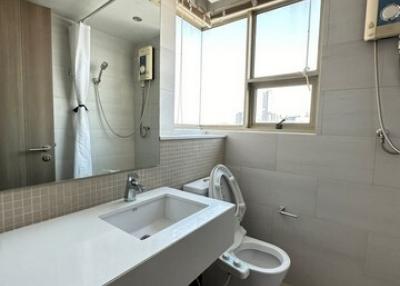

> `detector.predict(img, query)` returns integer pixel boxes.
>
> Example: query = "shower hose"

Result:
[374,39,400,155]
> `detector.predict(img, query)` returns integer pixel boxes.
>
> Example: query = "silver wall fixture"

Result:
[279,206,299,219]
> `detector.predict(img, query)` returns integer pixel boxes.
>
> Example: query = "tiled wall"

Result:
[0,138,224,234]
[222,0,400,285]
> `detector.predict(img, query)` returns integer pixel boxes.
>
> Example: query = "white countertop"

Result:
[0,187,233,286]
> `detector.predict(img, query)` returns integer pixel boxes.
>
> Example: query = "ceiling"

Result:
[28,0,160,43]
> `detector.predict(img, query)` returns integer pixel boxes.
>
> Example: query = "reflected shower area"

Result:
[0,0,161,190]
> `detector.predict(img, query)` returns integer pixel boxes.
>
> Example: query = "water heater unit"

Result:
[365,0,400,40]
[138,46,154,81]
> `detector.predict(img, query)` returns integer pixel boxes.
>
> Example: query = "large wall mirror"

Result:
[0,0,160,191]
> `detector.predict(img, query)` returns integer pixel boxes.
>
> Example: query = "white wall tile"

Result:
[377,37,400,87]
[373,137,400,189]
[317,179,400,236]
[160,47,175,91]
[320,88,376,137]
[225,132,277,170]
[365,233,400,283]
[320,40,374,91]
[160,88,175,134]
[377,87,400,138]
[277,135,375,184]
[239,167,318,217]
[160,0,176,51]
[241,202,274,242]
[272,212,368,263]
[326,0,366,45]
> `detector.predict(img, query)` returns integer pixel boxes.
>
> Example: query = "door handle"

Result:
[27,145,52,152]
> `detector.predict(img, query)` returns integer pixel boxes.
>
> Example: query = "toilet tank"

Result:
[183,177,210,196]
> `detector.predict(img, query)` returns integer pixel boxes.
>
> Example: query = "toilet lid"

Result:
[209,164,246,222]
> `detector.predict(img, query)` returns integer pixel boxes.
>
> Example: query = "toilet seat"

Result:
[209,164,246,222]
[210,164,290,282]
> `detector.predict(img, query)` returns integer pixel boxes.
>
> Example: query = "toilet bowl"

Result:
[183,164,290,286]
[229,236,290,286]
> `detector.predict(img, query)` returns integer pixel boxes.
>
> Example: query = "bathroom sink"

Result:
[0,187,235,286]
[100,194,207,240]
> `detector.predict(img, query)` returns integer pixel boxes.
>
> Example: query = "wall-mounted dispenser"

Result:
[365,0,400,40]
[138,46,154,81]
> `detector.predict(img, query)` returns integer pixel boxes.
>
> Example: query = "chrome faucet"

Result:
[124,174,145,202]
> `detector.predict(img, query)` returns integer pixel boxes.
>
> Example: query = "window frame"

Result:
[249,76,319,131]
[174,0,322,132]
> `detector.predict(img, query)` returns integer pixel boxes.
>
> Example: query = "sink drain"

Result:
[140,234,151,240]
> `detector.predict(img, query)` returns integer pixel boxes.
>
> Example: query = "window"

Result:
[174,17,202,125]
[175,18,247,126]
[174,0,321,131]
[253,0,320,77]
[200,19,247,126]
[254,84,313,124]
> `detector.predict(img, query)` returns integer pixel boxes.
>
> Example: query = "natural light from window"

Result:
[174,0,321,130]
[174,17,202,125]
[254,0,321,77]
[255,85,312,124]
[200,19,247,126]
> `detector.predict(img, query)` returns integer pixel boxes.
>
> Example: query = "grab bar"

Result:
[279,206,299,219]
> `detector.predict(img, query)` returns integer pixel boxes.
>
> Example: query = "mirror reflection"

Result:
[0,0,160,191]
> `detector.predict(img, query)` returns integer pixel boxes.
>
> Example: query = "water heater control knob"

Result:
[381,3,400,22]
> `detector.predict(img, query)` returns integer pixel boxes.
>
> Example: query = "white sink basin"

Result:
[0,187,235,286]
[100,194,207,240]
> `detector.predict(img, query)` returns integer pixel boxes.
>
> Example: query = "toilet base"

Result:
[228,269,287,286]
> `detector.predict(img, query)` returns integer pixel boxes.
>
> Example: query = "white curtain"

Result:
[69,23,93,178]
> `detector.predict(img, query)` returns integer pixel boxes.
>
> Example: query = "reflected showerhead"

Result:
[100,61,109,70]
[93,61,109,85]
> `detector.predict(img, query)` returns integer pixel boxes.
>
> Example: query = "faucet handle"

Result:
[126,173,145,192]
[127,173,139,180]
[127,173,138,185]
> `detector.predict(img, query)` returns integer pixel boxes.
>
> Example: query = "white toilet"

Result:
[183,164,290,286]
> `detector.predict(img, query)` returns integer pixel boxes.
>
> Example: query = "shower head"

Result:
[100,61,109,70]
[93,61,109,85]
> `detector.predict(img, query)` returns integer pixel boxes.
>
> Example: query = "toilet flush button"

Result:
[233,260,241,268]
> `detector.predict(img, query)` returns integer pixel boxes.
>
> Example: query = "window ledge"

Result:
[160,134,227,141]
